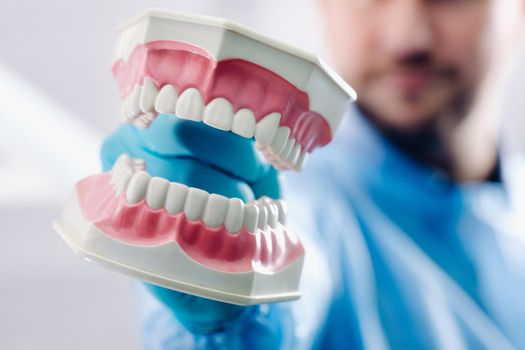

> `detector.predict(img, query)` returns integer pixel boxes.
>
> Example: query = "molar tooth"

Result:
[225,198,244,233]
[146,177,170,210]
[140,78,158,114]
[231,108,256,138]
[255,112,281,145]
[243,203,259,233]
[287,144,302,165]
[183,188,209,221]
[280,138,295,160]
[202,194,229,228]
[275,199,288,225]
[203,98,234,131]
[126,171,151,204]
[294,151,309,171]
[270,127,291,155]
[257,204,268,230]
[164,182,188,214]
[155,84,178,114]
[176,88,204,121]
[116,168,133,195]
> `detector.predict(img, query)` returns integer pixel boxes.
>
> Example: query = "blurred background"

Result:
[0,1,523,349]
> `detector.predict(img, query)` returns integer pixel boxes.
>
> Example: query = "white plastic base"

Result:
[53,190,303,305]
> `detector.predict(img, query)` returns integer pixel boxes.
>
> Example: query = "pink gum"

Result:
[76,173,304,274]
[112,40,332,153]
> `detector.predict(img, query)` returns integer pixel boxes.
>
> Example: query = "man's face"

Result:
[321,0,494,131]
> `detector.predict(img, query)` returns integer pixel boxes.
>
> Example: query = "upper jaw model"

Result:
[54,9,356,305]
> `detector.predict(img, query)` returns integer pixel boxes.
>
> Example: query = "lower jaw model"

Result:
[54,9,355,305]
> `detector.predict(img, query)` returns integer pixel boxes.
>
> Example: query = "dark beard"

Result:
[356,93,470,180]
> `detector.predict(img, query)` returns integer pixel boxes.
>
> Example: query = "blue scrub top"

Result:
[138,108,525,349]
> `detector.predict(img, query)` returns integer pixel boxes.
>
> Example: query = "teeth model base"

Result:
[54,154,304,305]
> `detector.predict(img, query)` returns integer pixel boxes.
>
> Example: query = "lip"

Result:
[389,70,436,93]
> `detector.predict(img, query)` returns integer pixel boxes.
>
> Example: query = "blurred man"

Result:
[140,0,525,348]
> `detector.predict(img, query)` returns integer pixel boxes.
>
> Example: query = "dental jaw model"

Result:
[54,9,355,305]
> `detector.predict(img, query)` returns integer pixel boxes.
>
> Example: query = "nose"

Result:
[381,0,434,58]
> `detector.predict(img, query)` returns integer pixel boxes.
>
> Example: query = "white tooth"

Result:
[183,188,209,221]
[294,151,309,171]
[280,138,295,160]
[203,98,234,131]
[243,203,259,233]
[231,108,256,138]
[140,78,158,114]
[257,204,268,230]
[225,198,244,233]
[255,112,281,145]
[121,94,134,121]
[176,88,204,121]
[164,182,188,214]
[270,127,291,155]
[146,177,170,210]
[287,144,301,165]
[258,197,278,229]
[275,199,288,225]
[128,85,142,118]
[155,84,178,114]
[126,171,151,204]
[133,158,146,171]
[132,115,149,129]
[202,194,229,228]
[116,168,133,195]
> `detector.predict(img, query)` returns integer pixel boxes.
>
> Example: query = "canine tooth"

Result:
[202,194,229,228]
[287,144,301,165]
[275,199,288,225]
[126,171,151,204]
[184,188,209,221]
[270,127,291,154]
[146,177,170,210]
[176,88,204,121]
[203,98,234,131]
[225,198,244,233]
[294,151,309,170]
[257,204,268,230]
[140,78,158,114]
[243,203,259,233]
[231,108,256,138]
[255,113,281,145]
[155,84,178,114]
[116,168,133,195]
[280,138,295,160]
[165,182,188,214]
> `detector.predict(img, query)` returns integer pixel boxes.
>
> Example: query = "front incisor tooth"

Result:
[155,84,178,114]
[231,108,256,138]
[165,182,188,214]
[243,203,259,233]
[140,78,158,114]
[255,112,281,145]
[203,98,234,131]
[225,198,244,233]
[184,188,209,221]
[270,127,291,155]
[146,177,170,210]
[202,194,229,228]
[126,171,151,204]
[176,88,204,121]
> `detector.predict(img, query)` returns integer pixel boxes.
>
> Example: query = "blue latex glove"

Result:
[100,115,330,349]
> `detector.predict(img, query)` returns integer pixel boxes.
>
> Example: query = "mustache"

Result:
[395,51,459,79]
